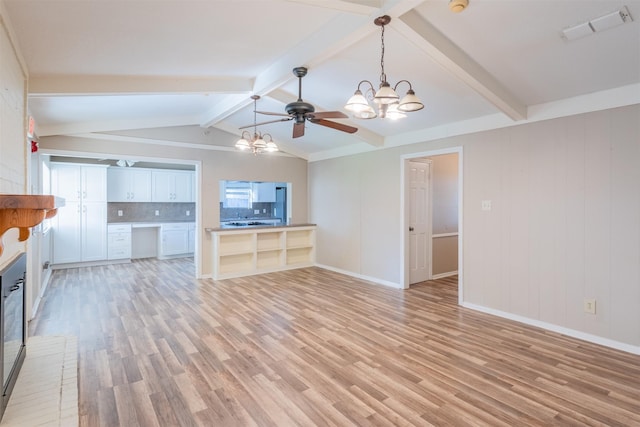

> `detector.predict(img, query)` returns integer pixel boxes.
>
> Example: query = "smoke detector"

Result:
[449,0,469,13]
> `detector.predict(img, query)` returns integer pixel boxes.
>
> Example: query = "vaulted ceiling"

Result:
[4,0,639,161]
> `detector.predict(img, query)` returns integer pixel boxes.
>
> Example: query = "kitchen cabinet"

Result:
[191,173,196,203]
[51,163,108,264]
[107,224,132,260]
[188,223,196,253]
[152,170,193,202]
[107,168,152,202]
[251,182,276,203]
[160,223,189,257]
[210,225,315,279]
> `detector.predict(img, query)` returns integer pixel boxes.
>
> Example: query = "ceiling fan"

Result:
[240,67,358,138]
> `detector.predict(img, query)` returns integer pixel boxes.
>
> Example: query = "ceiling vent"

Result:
[562,6,633,41]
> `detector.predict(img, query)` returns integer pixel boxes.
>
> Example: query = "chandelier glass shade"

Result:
[235,131,278,154]
[235,95,278,154]
[344,15,424,120]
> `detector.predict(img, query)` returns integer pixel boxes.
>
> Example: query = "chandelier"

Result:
[235,95,279,154]
[344,15,424,120]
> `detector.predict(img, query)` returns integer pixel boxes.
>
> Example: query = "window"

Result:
[224,186,252,208]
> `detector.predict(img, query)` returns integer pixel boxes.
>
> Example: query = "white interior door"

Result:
[409,160,431,284]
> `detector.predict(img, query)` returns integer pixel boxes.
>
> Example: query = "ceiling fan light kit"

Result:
[345,15,424,120]
[235,95,279,154]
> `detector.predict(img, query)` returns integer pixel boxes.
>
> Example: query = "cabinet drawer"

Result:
[108,224,132,233]
[108,234,131,244]
[108,247,131,260]
[162,223,188,231]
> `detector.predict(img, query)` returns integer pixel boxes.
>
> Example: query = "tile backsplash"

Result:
[108,202,195,223]
[220,202,275,220]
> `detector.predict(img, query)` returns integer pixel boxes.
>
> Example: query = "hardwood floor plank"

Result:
[128,380,161,427]
[97,387,119,427]
[113,384,140,427]
[30,260,640,426]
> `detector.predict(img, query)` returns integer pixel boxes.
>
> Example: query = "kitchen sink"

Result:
[225,221,269,226]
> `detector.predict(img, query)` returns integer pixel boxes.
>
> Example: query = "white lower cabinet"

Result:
[160,223,190,257]
[188,223,195,254]
[51,163,108,264]
[211,226,315,280]
[53,202,108,264]
[108,224,132,260]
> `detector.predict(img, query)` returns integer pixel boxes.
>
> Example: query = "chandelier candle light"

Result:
[235,95,279,154]
[345,15,424,120]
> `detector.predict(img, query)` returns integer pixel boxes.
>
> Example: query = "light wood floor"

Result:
[31,258,640,426]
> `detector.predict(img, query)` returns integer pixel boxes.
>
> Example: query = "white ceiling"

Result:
[4,0,640,161]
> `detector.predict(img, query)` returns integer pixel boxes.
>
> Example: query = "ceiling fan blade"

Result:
[308,111,348,120]
[293,122,305,138]
[255,110,291,117]
[308,118,358,134]
[239,117,292,129]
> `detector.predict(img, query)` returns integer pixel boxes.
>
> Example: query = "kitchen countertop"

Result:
[206,223,316,232]
[108,221,195,226]
[220,217,280,222]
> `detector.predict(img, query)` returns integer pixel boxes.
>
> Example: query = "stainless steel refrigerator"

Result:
[275,186,287,224]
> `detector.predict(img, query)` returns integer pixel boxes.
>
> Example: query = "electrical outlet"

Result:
[117,210,123,217]
[481,200,492,211]
[254,209,259,214]
[584,298,596,314]
[186,210,190,216]
[155,210,160,216]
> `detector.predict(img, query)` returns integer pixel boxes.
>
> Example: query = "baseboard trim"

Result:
[315,264,402,289]
[462,302,640,356]
[30,268,53,320]
[52,259,131,269]
[431,270,458,280]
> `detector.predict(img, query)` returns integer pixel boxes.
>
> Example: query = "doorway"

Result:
[32,150,202,278]
[402,147,463,303]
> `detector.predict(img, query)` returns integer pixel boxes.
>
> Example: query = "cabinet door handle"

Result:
[409,226,414,231]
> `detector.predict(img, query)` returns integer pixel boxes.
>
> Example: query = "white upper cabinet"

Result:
[51,163,82,202]
[152,170,193,202]
[51,163,107,203]
[107,168,152,202]
[252,182,276,203]
[81,166,107,202]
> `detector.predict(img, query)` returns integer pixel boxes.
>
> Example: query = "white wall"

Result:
[0,4,28,268]
[310,105,640,350]
[310,152,401,285]
[428,153,458,277]
[38,134,309,277]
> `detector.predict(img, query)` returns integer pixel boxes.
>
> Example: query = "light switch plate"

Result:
[584,298,596,314]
